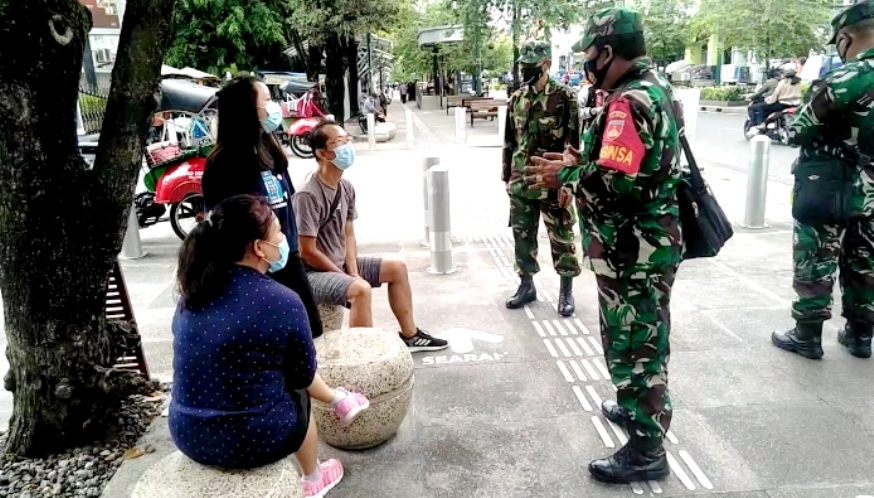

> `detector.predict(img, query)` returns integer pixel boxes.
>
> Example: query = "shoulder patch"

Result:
[597,97,645,174]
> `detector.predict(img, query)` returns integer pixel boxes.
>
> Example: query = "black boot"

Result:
[601,400,630,427]
[771,321,824,359]
[588,432,670,483]
[838,320,873,359]
[557,276,575,317]
[506,276,536,309]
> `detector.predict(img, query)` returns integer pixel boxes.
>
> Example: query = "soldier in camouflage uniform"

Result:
[525,8,683,483]
[771,1,874,360]
[502,40,581,317]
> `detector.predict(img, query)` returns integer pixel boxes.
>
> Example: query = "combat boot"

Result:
[771,321,824,359]
[588,430,670,483]
[838,320,873,359]
[506,276,536,309]
[557,276,575,317]
[601,400,630,427]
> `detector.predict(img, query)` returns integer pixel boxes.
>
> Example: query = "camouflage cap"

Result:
[517,40,551,65]
[573,8,644,53]
[829,0,874,44]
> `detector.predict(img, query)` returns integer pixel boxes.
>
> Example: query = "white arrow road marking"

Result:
[434,328,505,354]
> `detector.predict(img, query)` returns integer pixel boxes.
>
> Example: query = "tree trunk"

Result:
[324,32,346,122]
[0,0,174,458]
[342,36,360,118]
[306,44,323,83]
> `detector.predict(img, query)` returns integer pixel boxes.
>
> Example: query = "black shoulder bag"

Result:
[791,152,857,226]
[321,183,343,230]
[676,136,734,259]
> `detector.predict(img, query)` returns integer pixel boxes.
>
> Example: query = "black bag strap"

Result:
[320,183,343,230]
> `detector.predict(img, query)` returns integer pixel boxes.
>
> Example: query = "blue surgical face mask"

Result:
[261,235,289,273]
[260,101,283,133]
[331,143,355,170]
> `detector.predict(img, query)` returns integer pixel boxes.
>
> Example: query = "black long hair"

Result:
[176,195,274,310]
[206,74,288,174]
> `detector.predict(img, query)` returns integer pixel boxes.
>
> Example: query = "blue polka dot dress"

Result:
[169,266,317,468]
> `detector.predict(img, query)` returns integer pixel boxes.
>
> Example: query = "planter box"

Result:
[700,100,746,107]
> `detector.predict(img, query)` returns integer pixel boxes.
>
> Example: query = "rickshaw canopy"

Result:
[159,78,218,113]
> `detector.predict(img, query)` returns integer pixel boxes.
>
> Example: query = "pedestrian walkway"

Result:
[2,104,873,497]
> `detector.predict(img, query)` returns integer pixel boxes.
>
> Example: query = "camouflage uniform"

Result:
[772,1,874,360]
[503,40,581,315]
[559,9,684,444]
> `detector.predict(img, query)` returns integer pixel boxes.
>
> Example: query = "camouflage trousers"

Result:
[792,218,874,324]
[597,264,678,439]
[509,191,580,278]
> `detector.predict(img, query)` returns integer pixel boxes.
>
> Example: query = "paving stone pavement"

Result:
[3,100,874,497]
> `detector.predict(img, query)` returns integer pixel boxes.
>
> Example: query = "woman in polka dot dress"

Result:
[170,195,367,497]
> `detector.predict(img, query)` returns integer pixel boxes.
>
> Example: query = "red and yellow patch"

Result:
[597,97,644,174]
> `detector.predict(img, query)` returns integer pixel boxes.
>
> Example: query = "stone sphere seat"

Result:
[132,450,303,498]
[313,327,414,450]
[317,304,345,335]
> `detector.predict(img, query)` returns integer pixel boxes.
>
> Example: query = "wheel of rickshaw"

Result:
[170,192,204,240]
[290,134,314,158]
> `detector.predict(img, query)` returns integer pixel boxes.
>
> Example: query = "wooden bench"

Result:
[461,96,494,109]
[446,95,465,114]
[468,100,499,127]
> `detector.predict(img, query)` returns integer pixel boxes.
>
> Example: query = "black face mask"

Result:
[521,66,544,86]
[585,48,613,89]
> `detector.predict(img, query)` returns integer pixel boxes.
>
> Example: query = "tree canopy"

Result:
[694,0,833,62]
[166,0,296,74]
[637,0,693,67]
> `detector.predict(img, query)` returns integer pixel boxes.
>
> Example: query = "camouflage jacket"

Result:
[502,78,580,199]
[558,59,684,278]
[788,48,874,218]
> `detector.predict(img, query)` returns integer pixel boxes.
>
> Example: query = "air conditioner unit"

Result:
[95,49,112,64]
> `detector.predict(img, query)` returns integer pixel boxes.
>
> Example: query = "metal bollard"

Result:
[367,113,376,150]
[421,157,439,247]
[405,108,414,149]
[120,201,145,259]
[497,105,507,140]
[742,135,771,229]
[454,106,467,144]
[427,166,457,274]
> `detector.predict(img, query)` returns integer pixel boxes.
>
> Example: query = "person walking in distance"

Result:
[771,1,874,360]
[525,8,684,483]
[502,39,581,317]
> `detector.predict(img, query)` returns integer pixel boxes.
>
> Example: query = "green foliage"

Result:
[694,0,833,61]
[700,85,746,102]
[636,0,693,67]
[166,0,293,74]
[389,0,513,81]
[801,81,811,100]
[285,0,403,45]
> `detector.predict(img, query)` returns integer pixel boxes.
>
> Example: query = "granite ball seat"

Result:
[317,304,345,335]
[313,327,414,449]
[132,450,303,498]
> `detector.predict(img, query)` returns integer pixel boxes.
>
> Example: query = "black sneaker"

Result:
[401,329,449,352]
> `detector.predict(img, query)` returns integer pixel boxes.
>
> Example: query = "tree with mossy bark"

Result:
[0,0,174,457]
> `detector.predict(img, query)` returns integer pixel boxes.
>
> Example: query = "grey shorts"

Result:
[306,256,383,306]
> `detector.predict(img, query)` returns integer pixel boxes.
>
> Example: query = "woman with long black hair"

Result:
[202,74,325,338]
[170,195,366,497]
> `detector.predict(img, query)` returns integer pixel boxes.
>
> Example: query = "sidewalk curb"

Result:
[100,417,175,498]
[699,105,747,115]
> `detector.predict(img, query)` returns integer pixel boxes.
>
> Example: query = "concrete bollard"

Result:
[421,157,439,248]
[742,135,771,229]
[454,106,467,144]
[367,113,376,151]
[427,166,456,274]
[120,201,145,259]
[405,108,414,149]
[497,105,507,140]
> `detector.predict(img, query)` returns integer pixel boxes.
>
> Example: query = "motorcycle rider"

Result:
[747,67,781,105]
[747,67,802,137]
